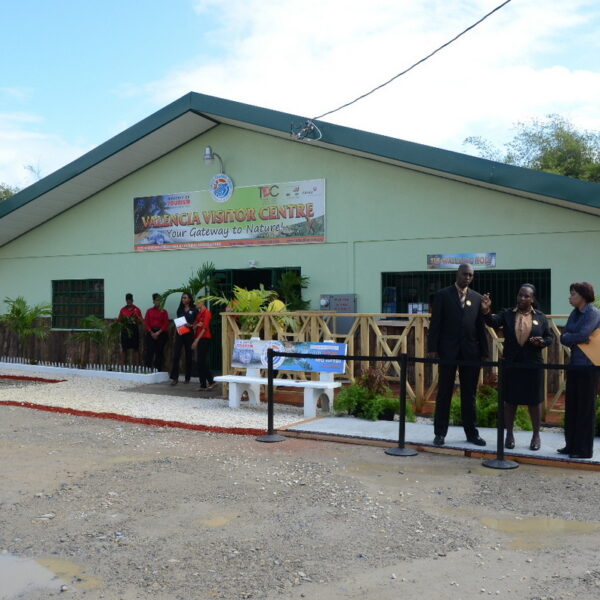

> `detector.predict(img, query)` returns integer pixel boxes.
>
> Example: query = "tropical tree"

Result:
[0,296,52,359]
[72,315,122,365]
[160,262,220,307]
[0,182,19,202]
[464,114,600,182]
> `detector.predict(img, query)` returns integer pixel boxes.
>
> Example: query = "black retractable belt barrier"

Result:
[385,353,417,457]
[256,348,286,443]
[482,358,518,470]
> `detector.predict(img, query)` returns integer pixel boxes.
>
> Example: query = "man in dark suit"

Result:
[427,264,489,446]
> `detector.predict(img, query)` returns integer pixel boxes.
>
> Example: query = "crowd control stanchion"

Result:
[256,348,286,443]
[385,353,417,457]
[482,359,518,470]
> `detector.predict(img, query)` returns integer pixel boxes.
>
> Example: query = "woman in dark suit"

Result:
[559,282,600,459]
[169,292,198,386]
[481,284,553,451]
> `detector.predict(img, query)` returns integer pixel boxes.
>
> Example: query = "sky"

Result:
[1,0,599,189]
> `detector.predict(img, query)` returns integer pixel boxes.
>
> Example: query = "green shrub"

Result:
[334,367,416,422]
[449,385,532,431]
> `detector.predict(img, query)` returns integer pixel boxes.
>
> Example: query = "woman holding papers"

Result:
[481,284,553,451]
[169,292,198,386]
[559,282,600,459]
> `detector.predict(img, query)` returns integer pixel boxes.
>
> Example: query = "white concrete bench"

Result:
[214,339,346,418]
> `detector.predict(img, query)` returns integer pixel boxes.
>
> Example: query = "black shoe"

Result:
[467,436,487,446]
[557,447,570,455]
[170,379,178,386]
[529,437,541,451]
[184,379,190,384]
[433,435,445,446]
[504,437,515,449]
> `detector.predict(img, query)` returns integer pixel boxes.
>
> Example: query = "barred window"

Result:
[382,270,551,314]
[52,279,104,329]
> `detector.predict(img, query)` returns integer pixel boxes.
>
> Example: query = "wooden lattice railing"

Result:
[221,311,570,417]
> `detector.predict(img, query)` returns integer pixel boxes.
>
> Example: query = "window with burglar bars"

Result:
[381,269,551,314]
[52,279,104,329]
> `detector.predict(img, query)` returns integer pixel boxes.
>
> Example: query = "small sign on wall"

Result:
[427,253,496,269]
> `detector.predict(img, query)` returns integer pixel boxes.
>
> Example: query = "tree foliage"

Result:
[464,114,600,182]
[0,296,52,357]
[0,182,19,202]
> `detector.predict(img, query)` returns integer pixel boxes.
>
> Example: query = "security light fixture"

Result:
[203,146,224,172]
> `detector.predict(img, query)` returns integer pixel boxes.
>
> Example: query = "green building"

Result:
[1,92,599,326]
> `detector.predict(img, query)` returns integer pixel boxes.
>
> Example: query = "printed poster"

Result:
[231,339,347,373]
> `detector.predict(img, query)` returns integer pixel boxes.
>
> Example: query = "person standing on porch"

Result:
[481,284,553,451]
[427,263,489,447]
[558,282,600,459]
[169,292,198,386]
[144,293,169,371]
[118,293,143,365]
[191,298,215,390]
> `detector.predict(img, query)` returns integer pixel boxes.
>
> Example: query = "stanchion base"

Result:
[385,446,418,457]
[482,458,519,470]
[256,434,286,443]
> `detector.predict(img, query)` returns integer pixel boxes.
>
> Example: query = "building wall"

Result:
[1,124,599,318]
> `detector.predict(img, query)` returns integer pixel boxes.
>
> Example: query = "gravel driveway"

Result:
[2,396,600,599]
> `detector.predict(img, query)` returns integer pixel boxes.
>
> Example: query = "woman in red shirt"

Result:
[191,299,215,390]
[144,293,169,371]
[118,293,143,365]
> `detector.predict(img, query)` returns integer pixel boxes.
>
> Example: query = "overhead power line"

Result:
[312,0,514,122]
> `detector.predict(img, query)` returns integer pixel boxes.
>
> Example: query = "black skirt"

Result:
[503,359,544,406]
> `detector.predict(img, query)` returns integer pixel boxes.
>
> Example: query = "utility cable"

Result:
[312,0,513,121]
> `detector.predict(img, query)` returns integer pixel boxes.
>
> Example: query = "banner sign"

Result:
[133,179,325,251]
[427,253,496,269]
[231,339,346,373]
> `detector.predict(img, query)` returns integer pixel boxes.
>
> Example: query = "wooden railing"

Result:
[221,312,570,417]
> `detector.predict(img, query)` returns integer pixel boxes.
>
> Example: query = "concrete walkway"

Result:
[284,417,600,468]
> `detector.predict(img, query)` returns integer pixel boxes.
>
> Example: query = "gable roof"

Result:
[1,91,599,247]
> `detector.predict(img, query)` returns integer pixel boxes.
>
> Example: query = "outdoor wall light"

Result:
[203,145,224,173]
[248,259,257,268]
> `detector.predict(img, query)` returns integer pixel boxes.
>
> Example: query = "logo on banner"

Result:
[209,173,234,203]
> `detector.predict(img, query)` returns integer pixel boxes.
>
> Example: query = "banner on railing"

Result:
[133,179,326,251]
[232,339,346,373]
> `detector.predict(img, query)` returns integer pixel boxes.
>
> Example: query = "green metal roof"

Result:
[1,91,599,244]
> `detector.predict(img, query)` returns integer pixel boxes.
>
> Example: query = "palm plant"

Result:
[208,285,297,333]
[274,271,310,310]
[72,315,122,365]
[0,296,52,359]
[160,262,220,306]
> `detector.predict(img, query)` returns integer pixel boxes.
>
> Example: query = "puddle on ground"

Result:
[479,515,600,550]
[37,558,102,591]
[195,514,235,528]
[0,554,101,597]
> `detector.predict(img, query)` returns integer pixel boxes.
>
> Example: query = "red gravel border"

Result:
[0,400,267,437]
[0,374,66,383]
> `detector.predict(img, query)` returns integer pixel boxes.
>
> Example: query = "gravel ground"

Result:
[2,394,600,600]
[0,369,304,430]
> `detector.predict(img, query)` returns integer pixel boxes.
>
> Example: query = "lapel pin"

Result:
[533,320,539,325]
[466,300,472,307]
